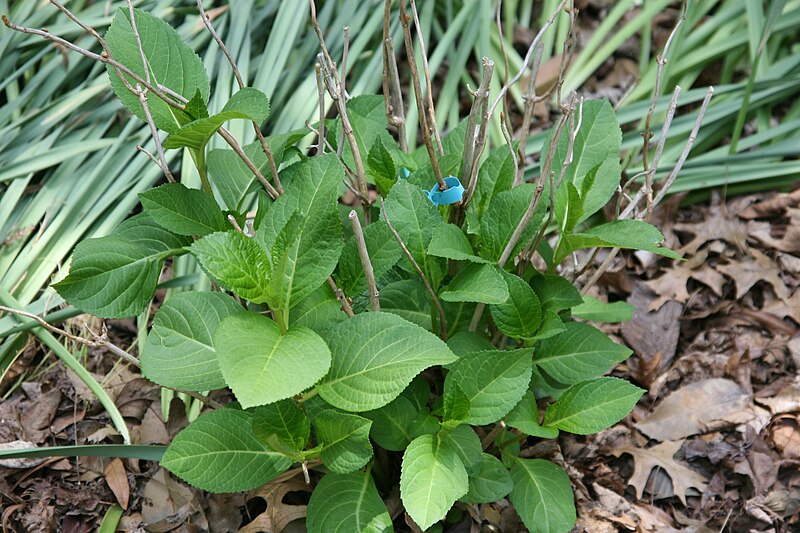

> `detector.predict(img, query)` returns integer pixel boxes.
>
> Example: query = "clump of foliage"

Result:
[11,3,687,532]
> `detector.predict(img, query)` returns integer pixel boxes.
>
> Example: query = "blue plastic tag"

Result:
[427,176,464,206]
[398,167,411,179]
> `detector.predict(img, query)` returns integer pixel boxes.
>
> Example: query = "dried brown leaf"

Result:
[240,475,311,533]
[644,250,725,310]
[622,284,682,385]
[756,377,800,415]
[104,458,129,510]
[636,378,755,440]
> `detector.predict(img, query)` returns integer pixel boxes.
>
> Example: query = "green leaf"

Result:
[543,378,644,434]
[461,453,513,504]
[446,331,495,357]
[505,392,559,439]
[257,155,344,315]
[379,279,431,330]
[555,182,584,233]
[442,381,471,428]
[139,183,227,236]
[510,459,576,533]
[440,425,482,474]
[479,184,545,262]
[440,263,509,304]
[251,399,310,451]
[400,434,469,530]
[531,309,567,341]
[367,136,398,193]
[215,312,331,408]
[161,410,291,493]
[381,180,444,288]
[533,321,632,385]
[290,284,347,331]
[465,145,516,234]
[338,221,403,295]
[547,99,622,224]
[190,232,272,303]
[163,88,270,151]
[571,296,635,323]
[363,395,418,451]
[318,312,457,412]
[556,220,681,264]
[489,271,543,338]
[54,214,189,318]
[315,410,374,474]
[530,274,583,311]
[141,291,242,391]
[444,349,533,425]
[427,223,490,263]
[306,472,393,533]
[105,8,210,133]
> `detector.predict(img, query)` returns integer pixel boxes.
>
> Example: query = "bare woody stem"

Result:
[327,278,355,317]
[460,58,495,212]
[315,63,326,155]
[126,0,176,184]
[348,211,380,312]
[381,198,447,340]
[487,0,567,120]
[196,0,283,194]
[398,0,446,189]
[642,1,686,218]
[382,0,408,152]
[309,1,371,218]
[514,44,543,187]
[409,0,443,155]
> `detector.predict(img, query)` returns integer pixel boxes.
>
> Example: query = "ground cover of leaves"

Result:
[1,186,798,532]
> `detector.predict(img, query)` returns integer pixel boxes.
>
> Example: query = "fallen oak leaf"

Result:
[611,440,708,505]
[673,204,749,255]
[644,249,726,310]
[717,249,790,301]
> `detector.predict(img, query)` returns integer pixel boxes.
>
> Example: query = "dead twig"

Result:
[398,0,446,189]
[196,0,283,194]
[348,211,380,312]
[309,1,371,219]
[382,0,408,151]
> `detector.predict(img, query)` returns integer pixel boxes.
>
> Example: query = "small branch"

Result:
[579,87,714,293]
[487,0,567,119]
[642,1,686,172]
[196,0,283,194]
[349,211,380,312]
[309,1,370,218]
[500,108,570,269]
[315,63,326,155]
[218,127,280,200]
[398,0,445,189]
[340,26,351,102]
[327,277,355,317]
[381,198,447,339]
[382,0,408,151]
[136,88,176,182]
[650,87,714,208]
[514,44,543,187]
[460,58,495,211]
[409,0,443,154]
